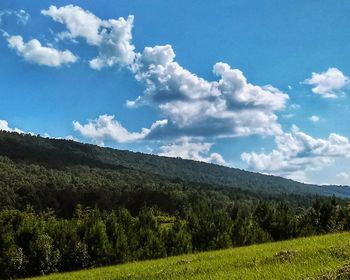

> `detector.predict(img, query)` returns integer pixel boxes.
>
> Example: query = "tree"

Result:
[163,218,192,256]
[271,202,296,240]
[105,212,129,263]
[82,213,112,266]
[136,209,166,259]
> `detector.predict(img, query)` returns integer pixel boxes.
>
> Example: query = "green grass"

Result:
[26,232,350,280]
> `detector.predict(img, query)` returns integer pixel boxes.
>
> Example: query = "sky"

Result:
[1,0,350,185]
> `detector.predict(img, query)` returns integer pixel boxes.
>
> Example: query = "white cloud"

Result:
[337,172,350,182]
[128,44,289,139]
[73,114,167,145]
[241,125,350,181]
[65,135,79,141]
[282,114,295,119]
[40,6,289,140]
[309,115,320,122]
[7,35,78,67]
[54,31,78,43]
[158,137,226,165]
[73,42,288,142]
[42,5,136,68]
[41,5,102,45]
[0,9,30,25]
[0,120,24,133]
[335,171,350,185]
[289,103,300,110]
[89,15,135,69]
[72,115,227,166]
[304,68,349,98]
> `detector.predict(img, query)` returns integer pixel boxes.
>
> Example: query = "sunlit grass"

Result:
[26,232,350,280]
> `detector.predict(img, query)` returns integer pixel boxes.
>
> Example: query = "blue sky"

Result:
[1,0,350,185]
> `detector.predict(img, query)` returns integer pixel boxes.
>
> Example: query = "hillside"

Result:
[26,232,350,280]
[0,131,349,197]
[2,131,350,279]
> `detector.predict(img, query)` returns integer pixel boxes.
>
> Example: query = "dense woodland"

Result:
[1,132,350,279]
[2,196,350,279]
[0,131,349,198]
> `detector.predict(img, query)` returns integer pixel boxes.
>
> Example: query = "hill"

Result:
[0,131,349,198]
[2,131,350,279]
[26,232,350,280]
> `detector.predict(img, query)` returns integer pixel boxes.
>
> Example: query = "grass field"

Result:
[26,232,350,280]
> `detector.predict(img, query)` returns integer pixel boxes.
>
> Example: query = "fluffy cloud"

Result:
[73,114,167,145]
[73,114,229,168]
[241,125,350,181]
[0,9,30,25]
[72,114,226,166]
[0,120,23,133]
[158,137,226,165]
[41,5,102,45]
[89,15,135,69]
[128,44,289,138]
[0,120,76,140]
[41,6,288,140]
[309,115,320,122]
[42,5,135,68]
[7,35,77,67]
[304,68,349,98]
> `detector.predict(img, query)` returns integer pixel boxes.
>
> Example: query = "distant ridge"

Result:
[0,130,349,197]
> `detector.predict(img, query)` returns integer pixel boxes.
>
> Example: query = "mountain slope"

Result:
[0,131,349,197]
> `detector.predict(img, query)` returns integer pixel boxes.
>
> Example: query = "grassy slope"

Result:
[27,232,350,280]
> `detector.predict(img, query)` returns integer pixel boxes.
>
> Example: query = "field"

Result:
[26,232,350,280]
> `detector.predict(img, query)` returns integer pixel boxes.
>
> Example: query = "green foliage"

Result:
[0,196,347,279]
[0,131,348,201]
[163,218,192,256]
[105,213,129,263]
[25,232,350,280]
[0,132,350,279]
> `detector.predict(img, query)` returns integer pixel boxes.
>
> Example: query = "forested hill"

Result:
[0,131,349,197]
[3,130,350,279]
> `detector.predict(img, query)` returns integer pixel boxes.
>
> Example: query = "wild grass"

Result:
[26,232,350,280]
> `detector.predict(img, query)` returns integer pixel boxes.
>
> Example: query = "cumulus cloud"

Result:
[39,5,289,140]
[241,125,350,181]
[73,114,226,165]
[304,68,349,98]
[309,115,320,122]
[0,121,76,141]
[73,114,167,145]
[128,44,289,139]
[89,15,135,69]
[157,137,226,165]
[41,5,136,68]
[7,35,77,67]
[0,120,24,133]
[41,5,102,45]
[0,9,30,25]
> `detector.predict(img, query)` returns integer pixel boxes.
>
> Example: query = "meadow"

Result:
[26,232,350,280]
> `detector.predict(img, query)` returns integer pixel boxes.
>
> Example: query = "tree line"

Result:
[0,130,343,197]
[0,155,320,217]
[1,195,350,279]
